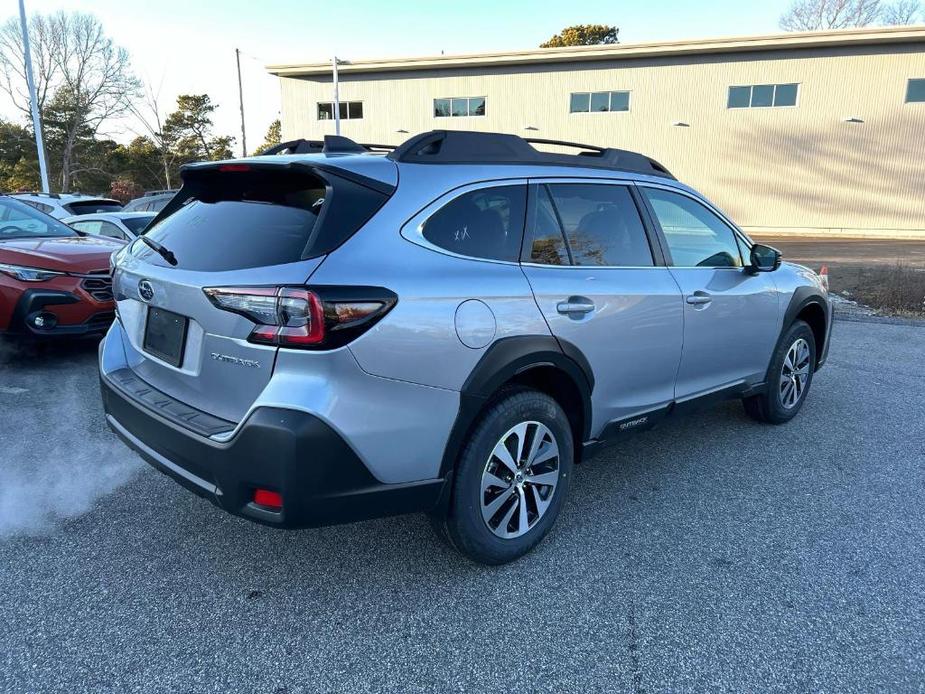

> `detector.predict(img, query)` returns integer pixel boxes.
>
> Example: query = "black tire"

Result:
[435,388,574,565]
[743,319,816,424]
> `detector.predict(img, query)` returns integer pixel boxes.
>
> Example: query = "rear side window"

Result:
[422,185,527,262]
[20,200,54,214]
[526,187,570,265]
[528,184,653,267]
[135,167,390,271]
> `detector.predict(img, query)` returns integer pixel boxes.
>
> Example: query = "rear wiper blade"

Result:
[140,236,178,266]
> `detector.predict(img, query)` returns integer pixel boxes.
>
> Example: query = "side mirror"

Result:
[749,243,781,273]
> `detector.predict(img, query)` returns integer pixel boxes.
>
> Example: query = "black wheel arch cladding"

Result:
[782,287,830,366]
[438,335,594,479]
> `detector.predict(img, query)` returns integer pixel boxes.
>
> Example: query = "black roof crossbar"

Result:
[261,137,396,156]
[387,130,675,179]
[9,190,62,199]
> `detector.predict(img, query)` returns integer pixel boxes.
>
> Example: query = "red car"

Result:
[0,195,124,338]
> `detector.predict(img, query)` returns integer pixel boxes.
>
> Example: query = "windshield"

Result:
[122,215,156,234]
[0,198,79,240]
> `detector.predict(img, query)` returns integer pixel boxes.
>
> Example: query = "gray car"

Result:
[99,131,832,564]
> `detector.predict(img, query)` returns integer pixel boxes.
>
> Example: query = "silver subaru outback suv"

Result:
[100,130,832,564]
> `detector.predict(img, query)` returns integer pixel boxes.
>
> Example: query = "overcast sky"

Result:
[3,0,784,154]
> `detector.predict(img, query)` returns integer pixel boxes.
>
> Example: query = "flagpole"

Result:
[18,0,49,192]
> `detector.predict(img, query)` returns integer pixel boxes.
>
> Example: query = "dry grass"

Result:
[831,263,925,317]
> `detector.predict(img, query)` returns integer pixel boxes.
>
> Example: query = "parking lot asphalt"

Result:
[1,319,924,693]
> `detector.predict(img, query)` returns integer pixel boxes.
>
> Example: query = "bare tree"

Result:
[881,0,922,23]
[49,13,139,190]
[127,79,179,189]
[780,0,883,30]
[0,14,56,118]
[0,12,139,191]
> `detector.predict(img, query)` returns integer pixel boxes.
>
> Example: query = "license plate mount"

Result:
[143,306,188,368]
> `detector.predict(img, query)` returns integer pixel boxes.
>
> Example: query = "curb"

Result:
[833,308,925,328]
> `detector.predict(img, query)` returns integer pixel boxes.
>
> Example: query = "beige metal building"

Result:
[268,27,925,239]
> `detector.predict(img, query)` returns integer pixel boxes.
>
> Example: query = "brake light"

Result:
[218,164,250,172]
[203,285,396,350]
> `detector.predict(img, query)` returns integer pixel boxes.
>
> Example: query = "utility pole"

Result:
[235,48,247,156]
[18,0,49,192]
[332,56,341,136]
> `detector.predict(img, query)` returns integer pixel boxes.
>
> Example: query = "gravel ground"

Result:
[1,319,924,693]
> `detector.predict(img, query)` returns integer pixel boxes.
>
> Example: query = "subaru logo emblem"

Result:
[138,279,155,302]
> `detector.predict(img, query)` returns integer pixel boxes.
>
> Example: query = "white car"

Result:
[64,212,157,242]
[11,192,123,219]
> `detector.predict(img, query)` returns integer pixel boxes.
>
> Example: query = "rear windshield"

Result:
[65,200,123,215]
[132,166,390,271]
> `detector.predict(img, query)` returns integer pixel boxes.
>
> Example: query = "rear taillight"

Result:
[203,285,396,349]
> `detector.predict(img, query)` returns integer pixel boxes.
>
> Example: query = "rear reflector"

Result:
[253,489,283,510]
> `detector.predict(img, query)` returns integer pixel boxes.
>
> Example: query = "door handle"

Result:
[557,299,595,315]
[686,291,712,306]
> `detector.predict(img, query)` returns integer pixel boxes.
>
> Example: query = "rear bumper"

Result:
[100,367,446,528]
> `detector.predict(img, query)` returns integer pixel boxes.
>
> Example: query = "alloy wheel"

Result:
[780,337,811,409]
[480,421,560,539]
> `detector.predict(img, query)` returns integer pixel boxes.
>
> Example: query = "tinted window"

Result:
[609,91,630,111]
[570,91,630,113]
[20,199,54,214]
[569,93,590,113]
[135,169,338,271]
[727,86,751,108]
[774,83,798,106]
[122,216,155,234]
[751,85,774,107]
[317,102,362,120]
[907,78,925,103]
[433,96,486,118]
[65,200,123,215]
[546,184,653,267]
[728,83,799,109]
[642,188,743,268]
[422,185,526,262]
[526,186,569,265]
[434,98,450,117]
[590,92,609,112]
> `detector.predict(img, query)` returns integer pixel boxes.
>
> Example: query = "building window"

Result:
[728,83,799,109]
[318,101,363,120]
[907,78,925,103]
[434,97,485,117]
[569,91,630,113]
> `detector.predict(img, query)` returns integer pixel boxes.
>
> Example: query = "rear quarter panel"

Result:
[308,175,552,391]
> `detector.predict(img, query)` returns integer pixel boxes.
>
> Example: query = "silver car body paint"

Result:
[101,148,830,488]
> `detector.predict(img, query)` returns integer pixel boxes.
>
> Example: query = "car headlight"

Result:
[0,262,65,282]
